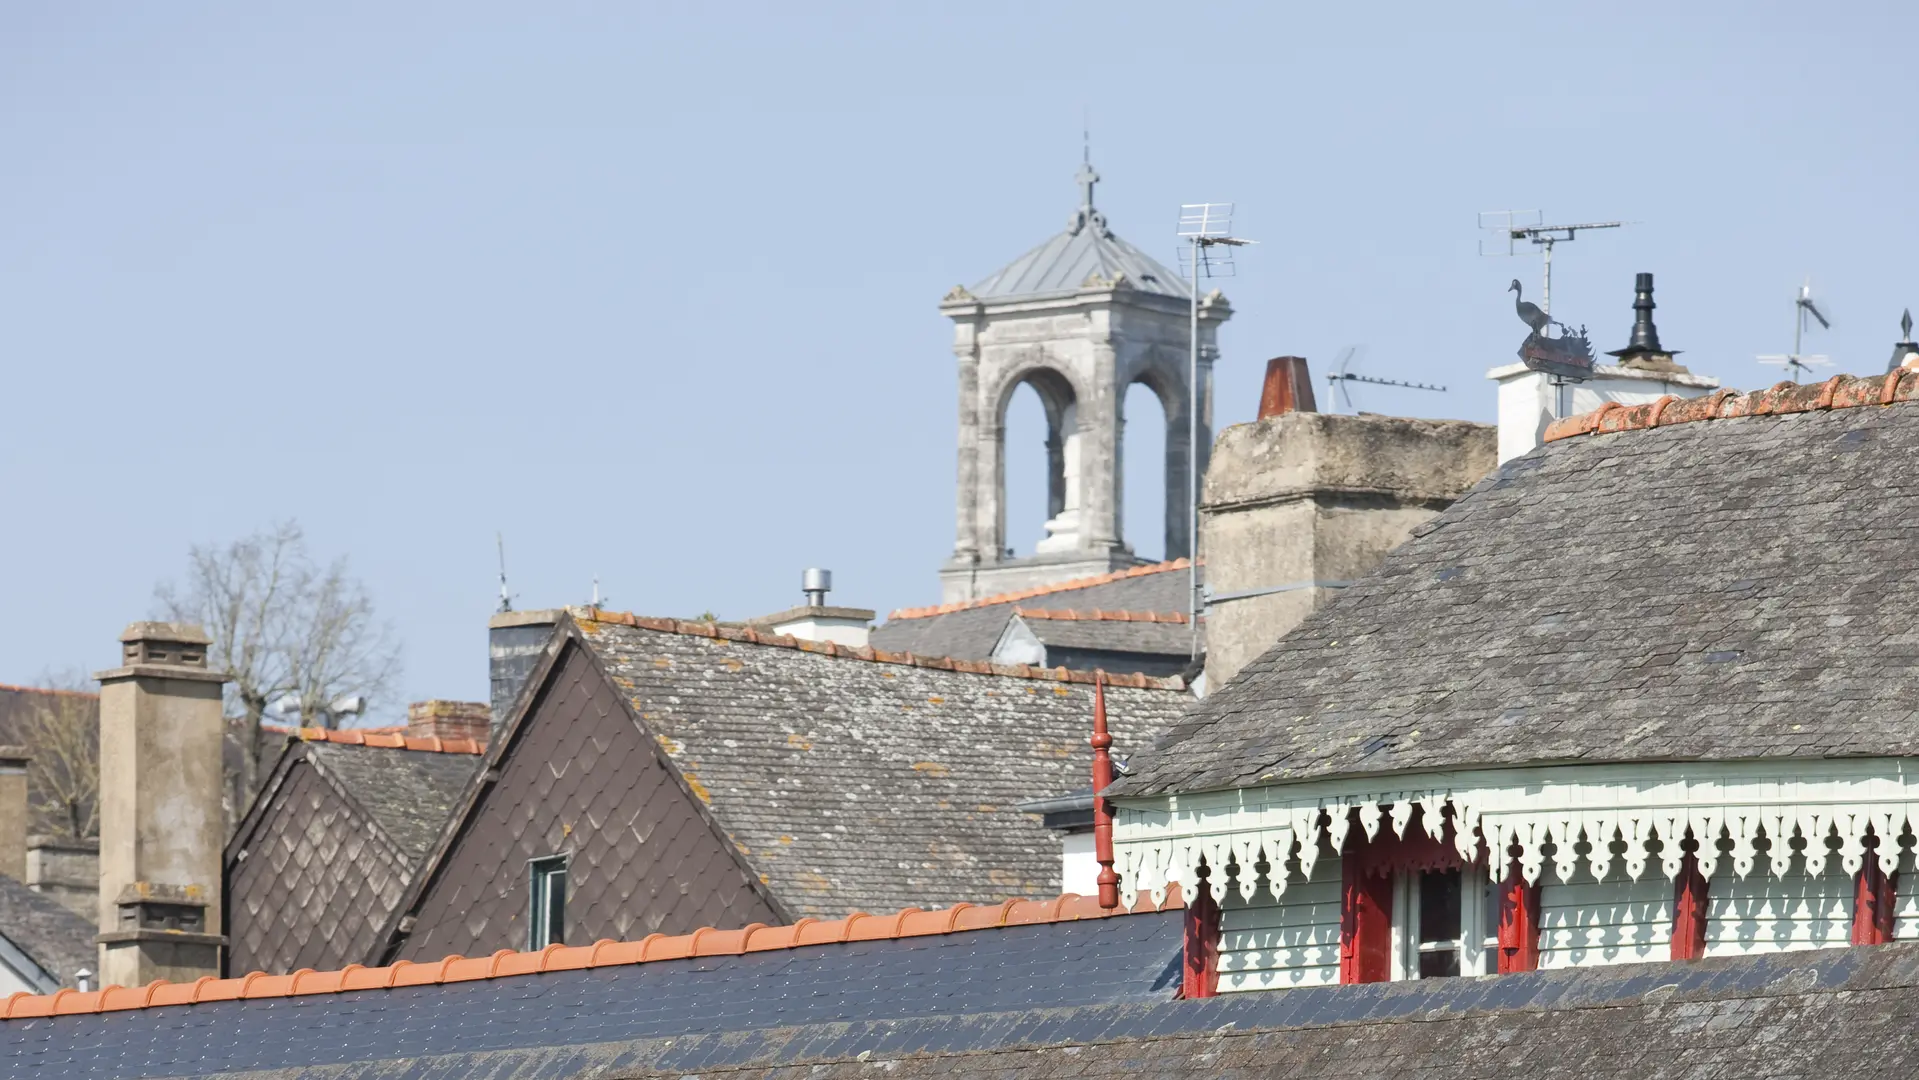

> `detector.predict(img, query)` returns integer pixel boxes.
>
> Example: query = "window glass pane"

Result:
[1418,869,1461,944]
[1418,949,1461,979]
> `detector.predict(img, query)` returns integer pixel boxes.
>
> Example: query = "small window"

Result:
[528,854,568,950]
[1395,868,1496,979]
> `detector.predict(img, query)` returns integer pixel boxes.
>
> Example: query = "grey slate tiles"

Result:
[1119,403,1919,796]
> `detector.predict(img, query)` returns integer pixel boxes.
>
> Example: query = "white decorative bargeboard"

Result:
[1112,759,1919,909]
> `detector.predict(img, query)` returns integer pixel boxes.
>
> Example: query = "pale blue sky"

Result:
[4,3,1915,715]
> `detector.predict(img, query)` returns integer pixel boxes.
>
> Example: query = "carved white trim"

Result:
[1110,759,1919,910]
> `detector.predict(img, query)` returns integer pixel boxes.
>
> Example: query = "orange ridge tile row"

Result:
[0,682,98,701]
[885,559,1195,621]
[285,727,486,755]
[1543,370,1919,445]
[1013,608,1190,624]
[0,890,1184,1019]
[577,610,1185,691]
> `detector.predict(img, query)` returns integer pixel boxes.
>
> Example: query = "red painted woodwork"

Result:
[1179,876,1221,998]
[1671,851,1709,961]
[1339,856,1394,983]
[1852,850,1898,946]
[1089,673,1120,911]
[1495,863,1541,973]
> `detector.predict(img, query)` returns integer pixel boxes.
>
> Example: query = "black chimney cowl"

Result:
[1608,272,1681,365]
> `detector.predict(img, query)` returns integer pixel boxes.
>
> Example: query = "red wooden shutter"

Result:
[1670,851,1710,961]
[1495,863,1541,973]
[1852,850,1898,946]
[1179,877,1222,998]
[1339,858,1394,983]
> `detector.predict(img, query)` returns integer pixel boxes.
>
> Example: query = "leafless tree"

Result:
[154,521,402,826]
[13,672,100,841]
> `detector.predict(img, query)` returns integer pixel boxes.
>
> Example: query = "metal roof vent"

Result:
[801,568,833,607]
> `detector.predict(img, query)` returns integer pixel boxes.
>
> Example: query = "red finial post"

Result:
[1091,671,1120,910]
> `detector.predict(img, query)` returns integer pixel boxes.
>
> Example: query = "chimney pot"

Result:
[1607,272,1684,371]
[405,700,491,745]
[1256,357,1317,420]
[801,568,833,607]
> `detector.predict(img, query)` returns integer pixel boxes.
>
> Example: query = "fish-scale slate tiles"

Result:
[396,642,781,962]
[1121,403,1919,797]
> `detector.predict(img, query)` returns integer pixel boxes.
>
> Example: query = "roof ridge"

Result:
[0,890,1184,1018]
[1013,608,1189,624]
[1543,370,1917,446]
[886,559,1194,621]
[283,726,485,755]
[573,609,1187,691]
[0,682,98,701]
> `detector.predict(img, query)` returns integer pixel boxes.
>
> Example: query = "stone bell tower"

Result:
[938,159,1231,604]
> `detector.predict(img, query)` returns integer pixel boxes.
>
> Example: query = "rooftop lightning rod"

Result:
[1177,202,1255,661]
[1758,278,1834,383]
[1323,345,1447,413]
[1479,212,1625,322]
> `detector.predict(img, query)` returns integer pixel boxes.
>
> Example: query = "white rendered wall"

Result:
[1059,830,1097,897]
[765,616,870,648]
[1702,855,1850,958]
[1538,868,1671,969]
[1488,363,1720,464]
[1217,854,1343,993]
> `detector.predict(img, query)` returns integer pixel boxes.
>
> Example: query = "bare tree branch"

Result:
[154,521,403,831]
[15,671,99,841]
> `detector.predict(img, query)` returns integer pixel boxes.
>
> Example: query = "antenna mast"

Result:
[495,533,512,613]
[1758,278,1833,383]
[1479,211,1625,320]
[1177,202,1254,662]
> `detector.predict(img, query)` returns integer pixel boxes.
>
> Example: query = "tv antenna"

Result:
[1177,202,1254,659]
[1323,345,1447,414]
[1479,211,1625,321]
[495,533,514,613]
[1758,278,1833,383]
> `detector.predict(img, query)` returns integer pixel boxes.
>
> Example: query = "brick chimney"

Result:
[94,622,230,985]
[0,746,29,882]
[406,700,490,744]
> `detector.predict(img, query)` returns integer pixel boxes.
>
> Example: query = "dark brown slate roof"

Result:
[1120,386,1919,797]
[871,560,1193,662]
[0,874,92,990]
[226,737,479,975]
[579,613,1189,917]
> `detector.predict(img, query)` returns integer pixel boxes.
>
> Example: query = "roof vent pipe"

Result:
[801,568,832,607]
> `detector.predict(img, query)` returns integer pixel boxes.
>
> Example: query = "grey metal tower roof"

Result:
[970,162,1191,301]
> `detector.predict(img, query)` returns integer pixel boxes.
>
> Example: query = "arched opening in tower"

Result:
[1121,381,1170,562]
[998,369,1079,558]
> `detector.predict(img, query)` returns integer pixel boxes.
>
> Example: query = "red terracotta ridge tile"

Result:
[1544,370,1919,445]
[291,726,485,755]
[885,558,1196,620]
[1013,608,1189,624]
[8,892,1187,1018]
[0,682,99,701]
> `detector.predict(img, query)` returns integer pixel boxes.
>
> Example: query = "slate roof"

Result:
[871,559,1194,663]
[0,875,92,992]
[1120,373,1919,797]
[568,613,1190,918]
[0,897,1184,1079]
[966,181,1189,301]
[13,920,1919,1077]
[226,735,480,975]
[1009,609,1196,656]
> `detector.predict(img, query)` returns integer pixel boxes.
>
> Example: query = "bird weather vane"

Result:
[1758,279,1834,383]
[1481,211,1620,383]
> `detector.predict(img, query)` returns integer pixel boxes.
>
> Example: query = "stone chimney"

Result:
[94,621,230,985]
[26,836,99,919]
[488,609,560,737]
[0,747,29,882]
[749,568,875,648]
[406,700,490,744]
[1200,405,1496,689]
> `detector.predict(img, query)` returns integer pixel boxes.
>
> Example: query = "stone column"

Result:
[95,622,230,986]
[950,315,984,562]
[1163,386,1193,560]
[1078,336,1124,553]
